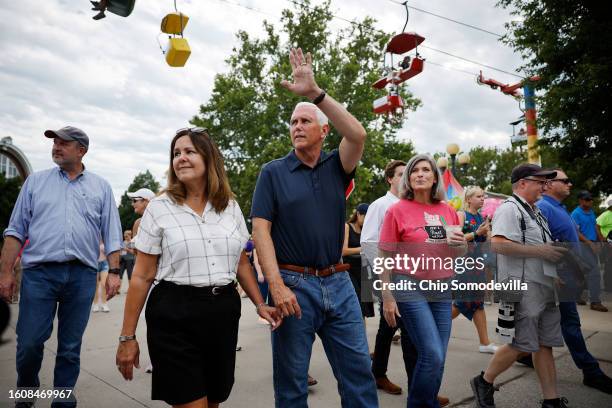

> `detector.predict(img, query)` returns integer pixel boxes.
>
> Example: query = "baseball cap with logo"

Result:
[127,188,156,200]
[510,163,557,184]
[44,126,89,149]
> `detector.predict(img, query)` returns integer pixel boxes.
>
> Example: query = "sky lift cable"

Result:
[386,0,504,38]
[283,0,521,78]
[216,0,523,80]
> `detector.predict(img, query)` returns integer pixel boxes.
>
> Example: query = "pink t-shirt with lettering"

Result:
[378,199,460,280]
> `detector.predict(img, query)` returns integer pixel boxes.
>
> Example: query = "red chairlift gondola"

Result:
[372,2,425,117]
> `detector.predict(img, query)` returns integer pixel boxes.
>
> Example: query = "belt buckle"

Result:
[212,286,221,295]
[329,265,336,274]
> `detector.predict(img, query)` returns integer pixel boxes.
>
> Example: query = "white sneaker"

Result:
[101,304,110,313]
[91,304,100,313]
[479,343,498,354]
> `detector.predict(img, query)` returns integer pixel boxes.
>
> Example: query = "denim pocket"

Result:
[280,271,302,289]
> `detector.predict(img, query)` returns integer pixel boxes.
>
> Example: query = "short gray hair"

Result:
[294,102,329,126]
[399,154,446,202]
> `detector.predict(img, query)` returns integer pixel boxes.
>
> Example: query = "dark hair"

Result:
[166,129,233,213]
[384,160,407,186]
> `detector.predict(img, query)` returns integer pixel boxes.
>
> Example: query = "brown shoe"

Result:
[437,395,450,407]
[591,303,609,312]
[375,376,402,395]
[308,375,318,387]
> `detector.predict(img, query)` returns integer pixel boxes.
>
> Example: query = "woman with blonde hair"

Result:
[116,127,280,408]
[453,186,497,354]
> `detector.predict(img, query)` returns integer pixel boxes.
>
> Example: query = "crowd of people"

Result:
[1,47,612,408]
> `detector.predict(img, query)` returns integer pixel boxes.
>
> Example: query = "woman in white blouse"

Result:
[116,127,280,408]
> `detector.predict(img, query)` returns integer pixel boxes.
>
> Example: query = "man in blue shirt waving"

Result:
[0,126,123,407]
[251,48,377,407]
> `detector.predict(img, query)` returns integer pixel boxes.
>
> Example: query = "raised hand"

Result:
[280,47,321,99]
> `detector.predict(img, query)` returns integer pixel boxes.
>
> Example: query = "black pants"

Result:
[119,256,134,280]
[371,302,417,388]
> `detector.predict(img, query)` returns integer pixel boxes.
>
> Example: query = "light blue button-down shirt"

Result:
[3,166,123,270]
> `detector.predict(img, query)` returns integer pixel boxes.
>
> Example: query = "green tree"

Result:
[0,173,22,245]
[118,170,161,231]
[498,0,612,196]
[191,0,420,217]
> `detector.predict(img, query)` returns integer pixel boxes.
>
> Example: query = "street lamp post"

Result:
[446,143,460,175]
[437,156,449,173]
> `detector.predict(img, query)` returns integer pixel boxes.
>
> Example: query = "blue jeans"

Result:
[16,262,97,407]
[271,270,378,408]
[397,298,452,408]
[559,301,603,377]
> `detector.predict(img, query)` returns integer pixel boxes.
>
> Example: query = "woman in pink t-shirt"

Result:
[378,154,466,408]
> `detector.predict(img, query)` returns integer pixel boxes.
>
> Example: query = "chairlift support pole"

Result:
[477,71,541,164]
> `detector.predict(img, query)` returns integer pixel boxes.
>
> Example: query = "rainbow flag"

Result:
[442,169,464,210]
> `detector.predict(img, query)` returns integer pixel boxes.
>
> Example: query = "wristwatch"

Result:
[119,334,136,342]
[108,268,121,275]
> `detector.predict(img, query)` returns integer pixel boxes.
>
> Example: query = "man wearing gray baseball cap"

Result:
[0,126,123,407]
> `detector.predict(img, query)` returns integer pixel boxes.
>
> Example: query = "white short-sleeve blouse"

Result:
[135,193,249,287]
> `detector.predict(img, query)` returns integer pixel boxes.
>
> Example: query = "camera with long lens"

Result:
[496,301,516,343]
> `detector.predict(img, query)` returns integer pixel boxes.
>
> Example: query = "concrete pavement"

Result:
[1,284,611,407]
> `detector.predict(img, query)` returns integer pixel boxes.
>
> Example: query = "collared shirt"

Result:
[136,193,249,287]
[536,195,579,243]
[571,207,598,241]
[492,193,556,287]
[360,191,399,266]
[250,149,354,269]
[3,167,122,270]
[597,210,612,240]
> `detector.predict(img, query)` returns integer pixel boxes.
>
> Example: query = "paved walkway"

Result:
[1,286,612,407]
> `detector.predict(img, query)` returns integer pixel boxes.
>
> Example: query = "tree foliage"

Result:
[0,173,22,245]
[118,170,160,231]
[191,0,420,217]
[498,0,612,196]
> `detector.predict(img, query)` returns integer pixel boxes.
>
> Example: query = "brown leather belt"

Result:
[278,263,350,277]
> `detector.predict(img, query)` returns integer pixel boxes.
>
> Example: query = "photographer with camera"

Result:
[470,164,570,408]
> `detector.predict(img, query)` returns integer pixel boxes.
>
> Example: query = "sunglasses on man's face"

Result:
[131,198,144,203]
[551,178,572,184]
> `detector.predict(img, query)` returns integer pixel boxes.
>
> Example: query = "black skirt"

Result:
[145,280,241,405]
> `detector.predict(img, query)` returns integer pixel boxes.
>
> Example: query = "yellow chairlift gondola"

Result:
[159,6,191,67]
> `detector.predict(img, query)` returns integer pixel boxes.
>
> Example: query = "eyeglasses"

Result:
[522,177,549,185]
[175,127,208,136]
[551,178,572,184]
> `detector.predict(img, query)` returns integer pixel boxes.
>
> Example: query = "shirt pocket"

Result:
[74,190,102,225]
